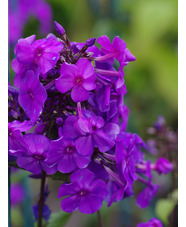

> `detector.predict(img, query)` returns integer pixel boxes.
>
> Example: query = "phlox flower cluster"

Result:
[8,21,172,218]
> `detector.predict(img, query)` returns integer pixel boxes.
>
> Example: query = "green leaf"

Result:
[48,212,71,227]
[171,189,178,201]
[50,171,70,182]
[155,199,176,225]
[11,208,23,226]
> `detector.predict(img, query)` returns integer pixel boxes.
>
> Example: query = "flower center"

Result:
[91,125,97,131]
[79,190,88,196]
[8,129,13,136]
[75,76,83,85]
[66,145,75,153]
[33,154,45,161]
[36,48,43,57]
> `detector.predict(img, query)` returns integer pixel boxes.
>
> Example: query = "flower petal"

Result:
[93,130,115,152]
[61,195,79,213]
[78,195,103,214]
[75,135,94,156]
[71,85,89,102]
[76,59,95,79]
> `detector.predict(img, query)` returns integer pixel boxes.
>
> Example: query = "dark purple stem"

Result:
[38,170,46,227]
[97,210,103,227]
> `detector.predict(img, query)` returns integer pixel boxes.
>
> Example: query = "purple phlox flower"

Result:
[14,35,63,74]
[55,59,96,102]
[103,165,128,207]
[10,183,24,207]
[75,116,118,156]
[14,35,36,64]
[31,35,63,74]
[137,181,159,209]
[58,169,108,214]
[16,133,57,175]
[96,35,135,64]
[32,204,51,222]
[11,35,39,88]
[48,136,90,173]
[115,133,145,186]
[153,115,166,130]
[152,157,173,175]
[8,120,33,155]
[137,217,163,227]
[11,59,39,88]
[146,139,158,154]
[18,70,47,122]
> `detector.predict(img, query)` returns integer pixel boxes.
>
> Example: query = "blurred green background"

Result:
[9,0,178,226]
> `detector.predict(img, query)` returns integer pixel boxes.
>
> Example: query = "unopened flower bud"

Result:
[56,117,63,126]
[85,37,96,47]
[154,157,173,174]
[54,21,65,36]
